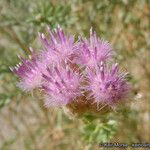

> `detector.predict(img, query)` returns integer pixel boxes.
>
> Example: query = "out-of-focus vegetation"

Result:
[0,0,150,149]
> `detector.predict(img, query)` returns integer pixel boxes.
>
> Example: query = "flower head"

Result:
[85,62,130,106]
[39,26,77,66]
[11,49,44,91]
[42,65,83,107]
[75,28,113,68]
[11,26,131,115]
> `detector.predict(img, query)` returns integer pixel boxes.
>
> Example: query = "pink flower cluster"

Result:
[11,27,130,107]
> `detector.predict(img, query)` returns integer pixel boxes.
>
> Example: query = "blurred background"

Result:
[0,0,150,149]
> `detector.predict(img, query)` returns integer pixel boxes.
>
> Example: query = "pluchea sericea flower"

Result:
[39,26,77,66]
[74,28,113,68]
[42,65,83,106]
[11,26,130,116]
[85,62,130,106]
[10,49,44,91]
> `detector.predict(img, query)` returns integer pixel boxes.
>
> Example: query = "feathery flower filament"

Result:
[39,26,76,67]
[42,65,83,106]
[86,62,130,106]
[75,28,113,68]
[11,50,43,91]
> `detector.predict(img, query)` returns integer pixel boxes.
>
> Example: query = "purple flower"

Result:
[10,49,44,91]
[85,61,130,106]
[74,28,113,68]
[42,65,83,107]
[11,26,131,111]
[39,26,77,66]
